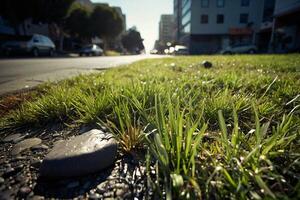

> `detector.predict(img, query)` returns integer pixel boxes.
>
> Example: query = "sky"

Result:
[91,0,173,52]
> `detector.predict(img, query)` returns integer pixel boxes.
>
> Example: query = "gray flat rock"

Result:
[39,129,117,178]
[11,138,42,155]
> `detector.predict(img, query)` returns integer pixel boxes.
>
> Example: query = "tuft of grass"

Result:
[145,95,207,199]
[106,97,145,153]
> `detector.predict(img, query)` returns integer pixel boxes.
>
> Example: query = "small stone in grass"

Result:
[202,61,213,68]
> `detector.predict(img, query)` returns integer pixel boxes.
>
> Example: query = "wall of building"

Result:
[174,0,183,41]
[177,0,269,54]
[159,15,175,44]
[271,0,300,52]
[190,0,264,34]
[174,0,300,54]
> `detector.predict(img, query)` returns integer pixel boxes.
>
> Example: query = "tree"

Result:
[90,5,124,49]
[34,0,76,51]
[33,0,75,24]
[0,0,75,50]
[0,0,36,34]
[122,28,145,54]
[65,7,92,40]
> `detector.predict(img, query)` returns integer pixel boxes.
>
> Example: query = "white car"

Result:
[174,45,189,55]
[1,34,56,57]
[79,44,103,56]
[221,44,257,54]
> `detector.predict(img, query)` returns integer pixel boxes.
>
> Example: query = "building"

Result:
[159,14,175,45]
[175,0,267,54]
[256,0,276,52]
[270,0,300,52]
[173,0,183,41]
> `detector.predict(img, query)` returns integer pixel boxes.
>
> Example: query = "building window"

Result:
[217,14,224,24]
[241,0,250,7]
[201,0,209,8]
[263,0,275,22]
[216,0,225,7]
[182,11,191,26]
[182,0,192,16]
[240,13,249,23]
[201,14,209,24]
[183,23,191,33]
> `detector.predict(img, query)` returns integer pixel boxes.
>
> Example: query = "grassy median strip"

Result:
[1,54,300,199]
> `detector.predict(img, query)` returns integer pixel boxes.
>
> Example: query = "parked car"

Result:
[150,49,158,54]
[174,45,189,55]
[220,44,257,54]
[79,44,103,56]
[1,34,55,57]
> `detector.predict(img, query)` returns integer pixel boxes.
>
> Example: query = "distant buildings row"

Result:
[156,0,300,54]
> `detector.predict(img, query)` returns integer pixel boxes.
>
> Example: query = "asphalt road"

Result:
[0,55,164,95]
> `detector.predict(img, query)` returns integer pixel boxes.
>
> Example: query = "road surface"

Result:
[0,55,164,95]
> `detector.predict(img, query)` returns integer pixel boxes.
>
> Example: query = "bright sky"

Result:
[91,0,173,52]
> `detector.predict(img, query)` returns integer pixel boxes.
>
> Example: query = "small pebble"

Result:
[31,159,42,168]
[3,168,16,178]
[31,195,45,200]
[19,186,31,197]
[103,191,114,198]
[3,134,25,143]
[16,175,28,184]
[0,185,6,191]
[116,188,126,196]
[97,183,106,193]
[31,145,49,151]
[89,193,101,200]
[52,133,61,137]
[12,156,26,161]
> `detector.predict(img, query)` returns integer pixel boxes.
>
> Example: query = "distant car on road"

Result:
[220,44,257,54]
[1,34,56,57]
[150,49,158,54]
[79,44,103,56]
[174,45,189,55]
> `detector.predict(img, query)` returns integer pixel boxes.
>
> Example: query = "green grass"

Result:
[1,54,300,199]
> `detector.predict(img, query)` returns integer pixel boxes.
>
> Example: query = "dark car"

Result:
[79,44,103,56]
[1,34,56,57]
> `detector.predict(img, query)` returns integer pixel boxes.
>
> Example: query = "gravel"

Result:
[0,124,150,199]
